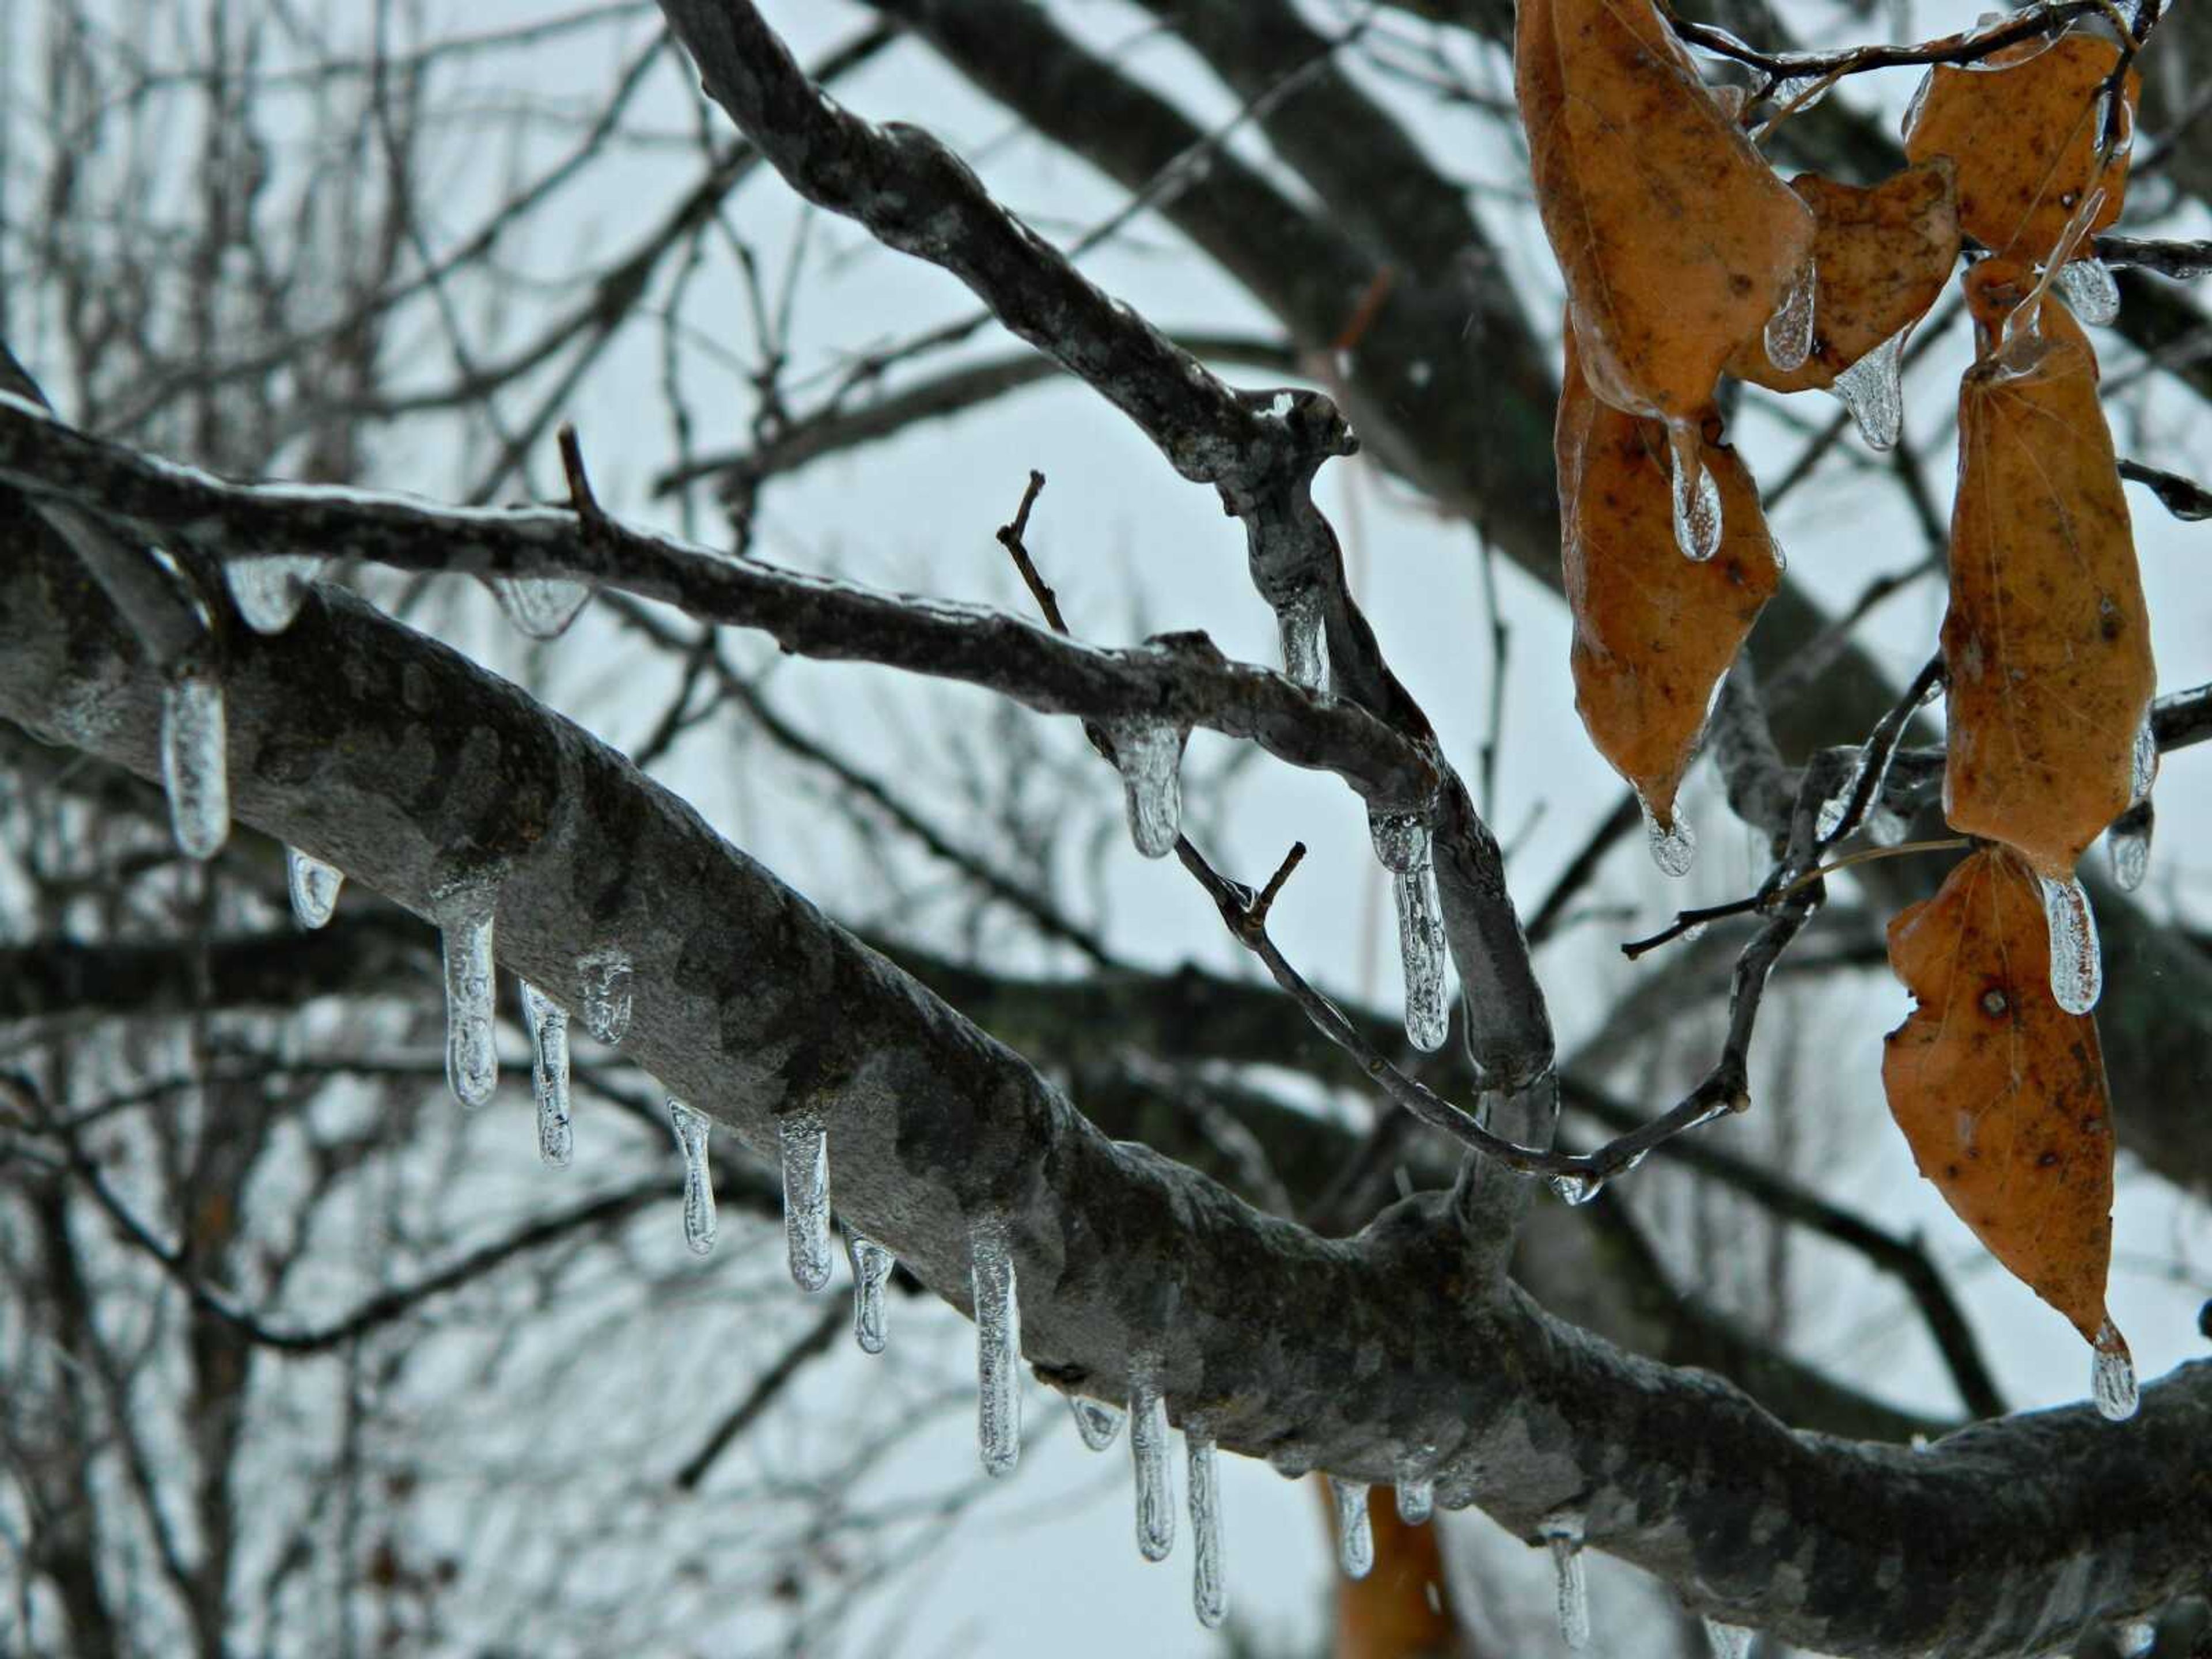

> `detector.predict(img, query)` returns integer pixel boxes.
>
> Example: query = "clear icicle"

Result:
[1188,1434,1227,1628]
[779,1109,834,1293]
[489,574,592,641]
[667,1098,716,1256]
[1071,1395,1124,1451]
[521,982,572,1168]
[2055,256,2120,327]
[2092,1318,2139,1422]
[1278,587,1326,692]
[972,1219,1021,1478]
[575,947,633,1044]
[2108,800,2153,893]
[1108,719,1184,859]
[1830,327,1908,451]
[2037,873,2103,1016]
[160,672,229,860]
[1131,1372,1176,1561]
[1666,422,1724,561]
[1764,255,1817,372]
[847,1233,892,1355]
[1704,1616,1755,1659]
[286,847,343,929]
[226,554,321,634]
[1393,865,1451,1052]
[1396,1477,1435,1526]
[1330,1478,1373,1580]
[437,885,498,1111]
[1639,794,1697,877]
[2115,1619,2156,1658]
[1543,1514,1591,1650]
[1550,1170,1605,1206]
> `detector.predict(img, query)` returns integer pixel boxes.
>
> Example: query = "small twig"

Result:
[1773,837,1971,904]
[1671,1,2109,84]
[994,469,1066,631]
[1241,842,1308,939]
[556,420,609,536]
[2118,457,2212,520]
[1620,897,1764,962]
[1809,653,1946,859]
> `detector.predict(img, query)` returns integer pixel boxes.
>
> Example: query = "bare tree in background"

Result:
[2,2,2211,1656]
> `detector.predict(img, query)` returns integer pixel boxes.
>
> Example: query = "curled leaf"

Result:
[1558,331,1780,835]
[1903,31,2138,263]
[1943,260,2154,880]
[1882,846,2120,1351]
[1517,0,1816,425]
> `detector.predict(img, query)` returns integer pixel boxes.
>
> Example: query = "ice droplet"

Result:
[2129,713,2158,803]
[1771,73,1831,113]
[1131,1370,1176,1560]
[575,947,632,1044]
[520,982,572,1168]
[1667,422,1724,560]
[1393,865,1451,1053]
[1866,803,1910,847]
[435,882,498,1111]
[1108,719,1184,859]
[779,1108,834,1293]
[2114,1619,2156,1658]
[1278,587,1326,692]
[1368,809,1431,874]
[1396,1476,1435,1526]
[2037,873,2103,1015]
[286,847,343,929]
[1764,255,1817,372]
[1550,1170,1605,1206]
[2055,256,2120,327]
[160,672,229,860]
[1330,1478,1374,1580]
[667,1099,716,1256]
[1071,1396,1124,1451]
[972,1219,1021,1478]
[1543,1513,1591,1650]
[1639,794,1697,877]
[1704,1616,1755,1659]
[2108,801,2153,893]
[2092,1318,2138,1422]
[225,554,321,634]
[1188,1434,1227,1628]
[489,574,591,641]
[1830,327,1907,450]
[847,1233,892,1354]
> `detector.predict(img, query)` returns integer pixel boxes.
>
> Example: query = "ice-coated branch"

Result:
[2097,236,2212,282]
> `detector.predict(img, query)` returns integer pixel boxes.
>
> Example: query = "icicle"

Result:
[2130,712,2158,804]
[1396,1476,1435,1526]
[1107,719,1185,858]
[1131,1370,1175,1561]
[575,946,633,1044]
[972,1219,1021,1478]
[1703,1616,1754,1659]
[521,982,572,1168]
[1550,1170,1604,1206]
[2108,801,2153,893]
[1543,1513,1590,1650]
[1071,1395,1124,1452]
[1638,793,1697,877]
[1815,752,1868,842]
[1764,255,1817,372]
[286,847,343,929]
[1330,1478,1373,1580]
[1278,587,1326,692]
[436,881,498,1111]
[489,574,592,641]
[1666,422,1724,562]
[1188,1434,1226,1629]
[2114,1619,2156,1658]
[1830,327,1907,451]
[2055,256,2120,327]
[1393,865,1451,1052]
[225,554,321,634]
[666,1099,716,1256]
[2037,873,2103,1016]
[160,671,229,860]
[778,1108,834,1293]
[847,1233,892,1355]
[2092,1318,2138,1422]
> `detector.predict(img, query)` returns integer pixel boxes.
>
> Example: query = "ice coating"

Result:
[779,1108,834,1293]
[1704,1618,1753,1659]
[1550,1170,1604,1206]
[2055,256,2120,327]
[2108,801,2153,893]
[226,554,321,634]
[1330,1478,1373,1580]
[1188,1434,1226,1628]
[1544,1513,1591,1649]
[1395,1476,1435,1526]
[1071,1395,1124,1452]
[437,884,498,1111]
[575,947,632,1044]
[1830,326,1908,450]
[1639,794,1697,877]
[1278,586,1326,692]
[286,847,344,929]
[1131,1372,1175,1561]
[160,672,229,860]
[972,1219,1021,1477]
[2037,873,2103,1016]
[1108,719,1184,859]
[2093,1318,2138,1422]
[2115,1620,2156,1658]
[667,1098,716,1256]
[847,1233,892,1354]
[1763,254,1817,372]
[1666,423,1724,561]
[489,574,592,641]
[1394,865,1451,1052]
[520,981,572,1168]
[2130,712,2158,803]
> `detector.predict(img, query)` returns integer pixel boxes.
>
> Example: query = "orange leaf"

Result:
[1558,330,1780,834]
[1903,32,2138,263]
[1727,161,1960,393]
[1882,846,2121,1353]
[1516,0,1815,426]
[1943,260,2154,880]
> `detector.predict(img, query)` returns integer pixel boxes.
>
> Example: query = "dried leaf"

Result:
[1728,161,1960,393]
[1903,32,2138,263]
[1558,331,1780,831]
[1883,846,2119,1347]
[1943,260,2154,879]
[1517,0,1816,425]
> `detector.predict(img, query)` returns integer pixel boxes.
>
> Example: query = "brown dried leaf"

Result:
[1517,0,1815,425]
[1558,331,1781,830]
[1903,32,2139,262]
[1728,161,1961,392]
[1943,260,2154,880]
[1883,846,2119,1347]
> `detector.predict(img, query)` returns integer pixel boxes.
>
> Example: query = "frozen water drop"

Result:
[1330,1478,1373,1580]
[1639,795,1697,877]
[847,1233,892,1354]
[972,1219,1021,1477]
[1393,865,1450,1053]
[160,671,229,860]
[1543,1513,1590,1650]
[1830,327,1907,450]
[1550,1170,1604,1206]
[226,554,321,634]
[1368,809,1431,874]
[2037,873,2102,1015]
[1866,804,1910,847]
[1704,1617,1754,1659]
[286,847,343,929]
[576,947,632,1044]
[1771,73,1831,113]
[779,1108,834,1293]
[1667,423,1724,560]
[1188,1434,1227,1628]
[489,574,591,641]
[2129,713,2158,803]
[2055,256,2120,327]
[1764,255,1817,372]
[1278,587,1326,692]
[1131,1372,1175,1561]
[1071,1395,1124,1451]
[1108,719,1184,859]
[2115,1619,2156,1658]
[520,982,572,1168]
[1395,1477,1434,1526]
[435,881,498,1111]
[2092,1319,2138,1422]
[2108,800,2153,893]
[667,1098,716,1256]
